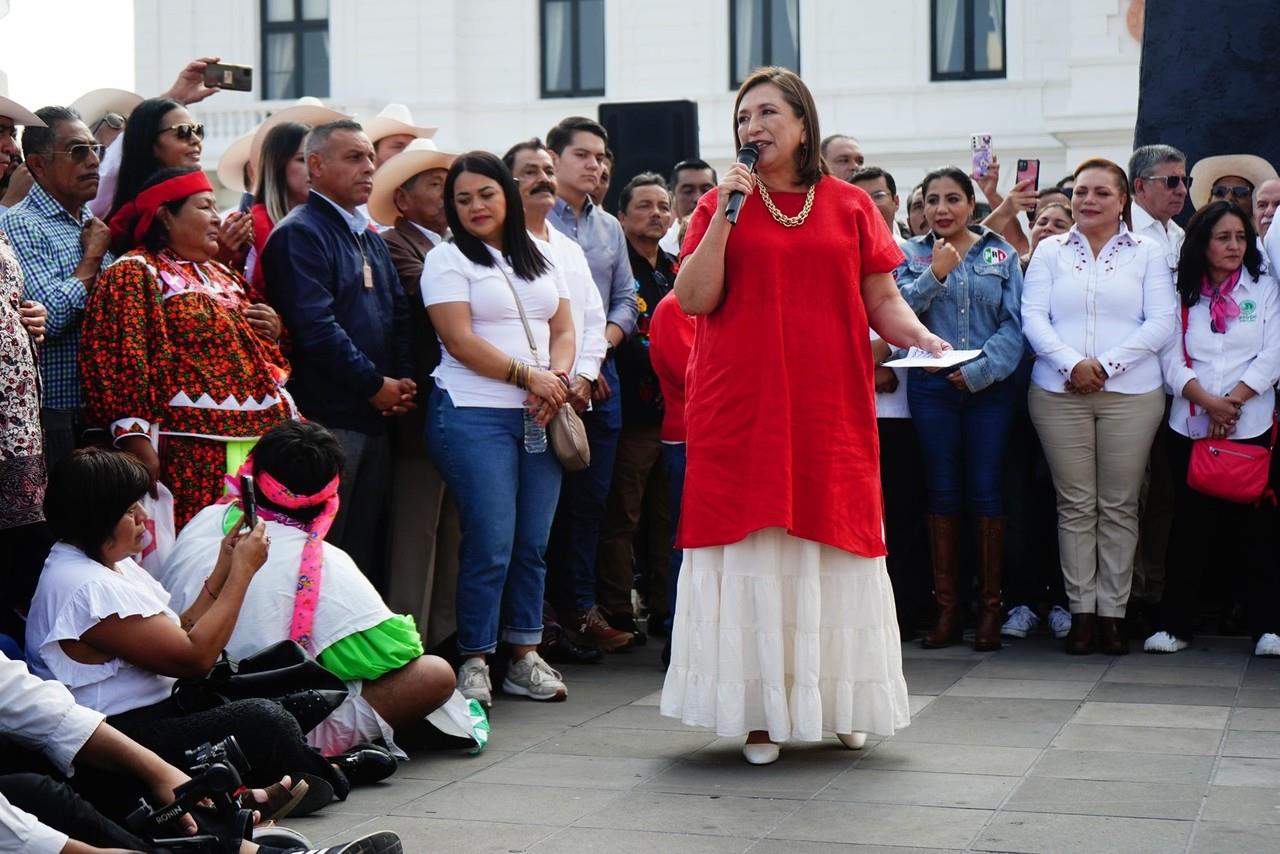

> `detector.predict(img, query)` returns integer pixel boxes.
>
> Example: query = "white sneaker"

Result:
[1255,633,1280,657]
[837,732,867,750]
[1143,631,1189,654]
[502,651,568,701]
[1047,606,1072,639]
[1001,605,1039,638]
[457,658,492,708]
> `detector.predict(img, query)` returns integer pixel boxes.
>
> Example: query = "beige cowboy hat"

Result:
[216,129,258,194]
[248,97,351,176]
[0,95,44,127]
[68,88,142,129]
[361,103,436,145]
[368,138,457,226]
[1189,154,1279,210]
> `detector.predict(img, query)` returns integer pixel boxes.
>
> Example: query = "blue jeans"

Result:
[908,369,1016,516]
[425,389,563,655]
[661,442,686,633]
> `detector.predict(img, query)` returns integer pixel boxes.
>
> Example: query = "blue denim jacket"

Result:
[895,227,1024,392]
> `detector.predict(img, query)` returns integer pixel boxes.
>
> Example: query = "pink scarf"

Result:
[1202,268,1243,334]
[221,458,340,654]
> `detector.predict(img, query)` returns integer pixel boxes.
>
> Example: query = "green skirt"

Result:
[318,614,425,682]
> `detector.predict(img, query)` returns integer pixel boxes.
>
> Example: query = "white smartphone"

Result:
[1186,414,1212,440]
[970,133,993,179]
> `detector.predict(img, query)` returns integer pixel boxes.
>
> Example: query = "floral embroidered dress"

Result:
[0,233,44,530]
[80,248,296,527]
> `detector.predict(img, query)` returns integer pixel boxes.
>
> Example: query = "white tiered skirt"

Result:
[660,527,911,742]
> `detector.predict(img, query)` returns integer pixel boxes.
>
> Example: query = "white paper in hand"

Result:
[882,347,983,369]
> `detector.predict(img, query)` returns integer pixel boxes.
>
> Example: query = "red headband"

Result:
[107,170,214,247]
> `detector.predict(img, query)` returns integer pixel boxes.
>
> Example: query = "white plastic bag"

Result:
[135,482,176,578]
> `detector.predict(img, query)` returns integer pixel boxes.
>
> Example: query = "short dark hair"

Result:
[444,151,550,281]
[136,165,205,252]
[546,116,608,156]
[502,137,548,172]
[849,166,897,196]
[669,158,717,189]
[618,172,667,212]
[1176,201,1262,307]
[21,105,79,159]
[305,119,366,157]
[110,98,184,225]
[921,166,976,202]
[44,448,151,564]
[251,421,345,524]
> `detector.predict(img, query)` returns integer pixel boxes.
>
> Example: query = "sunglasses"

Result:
[91,112,126,135]
[157,123,205,141]
[1141,174,1192,190]
[1211,185,1253,200]
[50,142,105,162]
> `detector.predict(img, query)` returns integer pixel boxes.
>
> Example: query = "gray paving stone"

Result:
[1101,661,1243,687]
[394,749,516,781]
[1003,776,1203,820]
[286,812,384,844]
[767,801,991,849]
[858,740,1042,776]
[1229,707,1280,731]
[1050,723,1222,755]
[1189,821,1280,854]
[530,725,719,759]
[528,827,754,853]
[972,811,1192,854]
[815,768,1015,809]
[1213,756,1280,788]
[334,777,450,813]
[1087,681,1237,706]
[748,842,959,854]
[638,749,854,799]
[1241,660,1280,690]
[1070,701,1230,729]
[946,676,1092,700]
[582,704,704,731]
[468,752,672,790]
[892,697,1079,748]
[965,659,1107,682]
[1235,688,1280,707]
[389,781,621,825]
[1201,785,1280,824]
[1223,729,1280,759]
[900,658,978,694]
[315,815,556,852]
[1030,749,1215,785]
[574,791,800,837]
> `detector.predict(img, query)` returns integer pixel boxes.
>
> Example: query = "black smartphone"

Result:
[203,62,254,92]
[240,475,257,531]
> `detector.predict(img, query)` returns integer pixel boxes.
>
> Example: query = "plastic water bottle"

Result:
[522,407,547,453]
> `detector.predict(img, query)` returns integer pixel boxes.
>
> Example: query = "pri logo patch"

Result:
[1240,299,1258,321]
[982,247,1009,265]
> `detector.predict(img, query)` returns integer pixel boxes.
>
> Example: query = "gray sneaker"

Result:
[457,658,492,708]
[502,651,568,701]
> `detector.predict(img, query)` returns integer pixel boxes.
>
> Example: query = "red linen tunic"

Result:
[678,176,904,557]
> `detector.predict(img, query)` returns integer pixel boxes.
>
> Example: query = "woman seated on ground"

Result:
[160,421,458,756]
[24,448,346,819]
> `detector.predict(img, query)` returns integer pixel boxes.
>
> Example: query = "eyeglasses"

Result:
[867,190,893,201]
[50,143,104,162]
[157,123,205,141]
[91,112,126,135]
[1141,174,1192,189]
[1211,185,1253,200]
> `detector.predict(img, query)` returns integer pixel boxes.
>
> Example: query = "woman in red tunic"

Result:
[659,67,948,765]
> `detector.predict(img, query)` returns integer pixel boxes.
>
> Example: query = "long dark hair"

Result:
[110,98,185,223]
[443,151,549,281]
[254,121,310,225]
[1175,200,1262,307]
[920,166,976,202]
[135,166,205,252]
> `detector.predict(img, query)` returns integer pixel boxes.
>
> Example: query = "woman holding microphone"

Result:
[659,67,945,765]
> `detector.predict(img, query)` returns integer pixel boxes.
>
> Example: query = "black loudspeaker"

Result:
[1134,0,1280,205]
[598,100,700,213]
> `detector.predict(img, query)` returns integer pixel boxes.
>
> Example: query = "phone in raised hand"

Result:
[1016,158,1041,191]
[970,133,993,178]
[240,475,257,531]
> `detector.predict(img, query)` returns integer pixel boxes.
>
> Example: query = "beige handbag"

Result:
[497,264,591,472]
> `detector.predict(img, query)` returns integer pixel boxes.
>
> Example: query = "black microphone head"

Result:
[737,142,760,169]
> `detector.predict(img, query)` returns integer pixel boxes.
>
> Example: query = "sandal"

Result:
[251,778,309,822]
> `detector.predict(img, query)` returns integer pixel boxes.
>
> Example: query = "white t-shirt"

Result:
[421,240,571,408]
[25,543,177,716]
[543,227,607,382]
[871,331,910,419]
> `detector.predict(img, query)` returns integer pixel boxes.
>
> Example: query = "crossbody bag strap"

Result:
[494,261,541,367]
[1180,303,1197,417]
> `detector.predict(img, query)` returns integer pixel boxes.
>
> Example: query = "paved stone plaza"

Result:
[291,636,1280,853]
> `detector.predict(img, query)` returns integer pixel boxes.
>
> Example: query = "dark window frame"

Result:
[729,0,801,91]
[260,0,330,100]
[930,0,1007,82]
[540,0,606,99]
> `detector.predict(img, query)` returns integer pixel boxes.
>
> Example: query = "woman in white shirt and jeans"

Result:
[1145,201,1280,656]
[1022,158,1177,656]
[422,152,576,707]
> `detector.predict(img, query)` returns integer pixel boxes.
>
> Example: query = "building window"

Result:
[730,0,800,90]
[932,0,1006,81]
[541,0,605,98]
[261,0,330,99]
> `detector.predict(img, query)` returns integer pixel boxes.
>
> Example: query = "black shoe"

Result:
[288,831,403,854]
[540,631,603,664]
[326,745,397,787]
[662,636,671,668]
[605,611,647,647]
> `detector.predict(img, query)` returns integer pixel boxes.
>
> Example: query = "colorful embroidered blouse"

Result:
[0,233,45,530]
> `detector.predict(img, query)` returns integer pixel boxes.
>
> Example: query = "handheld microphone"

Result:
[725,142,760,225]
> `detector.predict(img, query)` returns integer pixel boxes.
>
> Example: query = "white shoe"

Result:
[1001,605,1039,638]
[1047,605,1072,639]
[837,731,867,750]
[502,651,568,701]
[1143,631,1189,654]
[457,658,492,708]
[1255,633,1280,657]
[742,741,780,765]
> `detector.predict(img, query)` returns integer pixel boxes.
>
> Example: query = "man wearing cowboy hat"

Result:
[1189,153,1280,218]
[0,96,45,214]
[363,104,436,169]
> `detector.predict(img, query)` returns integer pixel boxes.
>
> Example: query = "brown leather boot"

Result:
[922,514,961,648]
[1065,613,1096,655]
[973,516,1006,652]
[1097,617,1129,656]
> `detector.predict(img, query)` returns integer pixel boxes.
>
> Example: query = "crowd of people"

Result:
[2,53,1280,845]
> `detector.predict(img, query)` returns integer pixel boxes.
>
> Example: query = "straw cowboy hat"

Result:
[216,129,257,194]
[1189,154,1279,210]
[68,88,142,129]
[368,138,457,226]
[362,103,436,145]
[248,97,351,176]
[0,95,44,126]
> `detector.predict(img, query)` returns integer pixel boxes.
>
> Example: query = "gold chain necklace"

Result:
[756,182,816,227]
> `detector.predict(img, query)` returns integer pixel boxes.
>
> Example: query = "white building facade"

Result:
[133,0,1145,200]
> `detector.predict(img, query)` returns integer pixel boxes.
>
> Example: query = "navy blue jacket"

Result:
[261,192,412,432]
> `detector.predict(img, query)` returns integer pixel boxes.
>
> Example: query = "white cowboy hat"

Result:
[368,138,457,226]
[0,95,44,127]
[248,97,351,175]
[1189,154,1280,210]
[68,88,142,129]
[216,129,258,194]
[361,103,436,145]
